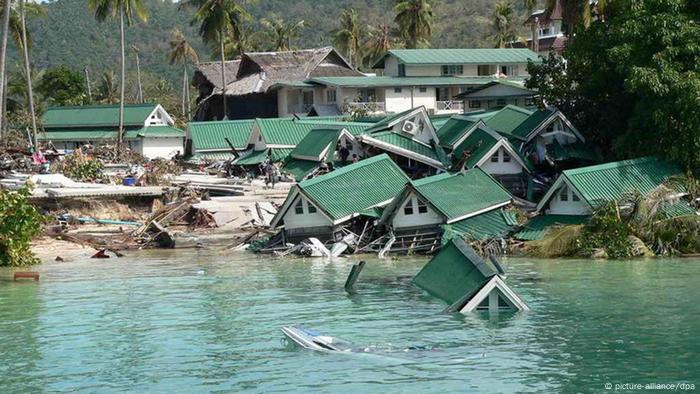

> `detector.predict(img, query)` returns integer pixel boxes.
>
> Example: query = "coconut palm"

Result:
[523,0,538,53]
[0,0,11,137]
[88,0,148,152]
[330,8,361,68]
[181,0,249,121]
[362,24,399,67]
[261,16,304,51]
[98,71,118,104]
[132,45,143,103]
[168,28,199,118]
[394,0,434,49]
[491,1,522,48]
[211,26,265,59]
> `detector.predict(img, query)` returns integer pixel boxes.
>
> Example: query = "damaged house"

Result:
[186,119,254,163]
[192,47,362,120]
[413,237,529,313]
[269,154,410,243]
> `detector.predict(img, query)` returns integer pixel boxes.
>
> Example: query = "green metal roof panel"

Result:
[38,129,122,141]
[384,48,539,65]
[185,151,237,164]
[366,131,446,164]
[43,104,158,128]
[444,209,517,241]
[299,154,410,221]
[549,140,603,163]
[189,120,254,150]
[563,157,683,206]
[364,108,417,133]
[412,169,512,221]
[310,76,527,88]
[510,109,554,139]
[514,214,589,241]
[235,148,293,165]
[128,126,184,138]
[281,158,320,181]
[482,105,533,137]
[289,128,342,161]
[412,238,498,306]
[296,120,370,136]
[436,116,478,148]
[659,201,698,219]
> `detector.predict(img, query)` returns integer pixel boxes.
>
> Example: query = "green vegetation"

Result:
[56,153,105,182]
[0,186,44,266]
[37,66,88,106]
[527,0,700,175]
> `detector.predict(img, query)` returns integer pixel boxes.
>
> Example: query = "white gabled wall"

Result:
[392,193,444,229]
[545,183,591,215]
[479,147,524,175]
[283,194,333,230]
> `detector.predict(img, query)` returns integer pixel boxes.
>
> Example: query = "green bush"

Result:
[57,153,105,182]
[0,186,44,266]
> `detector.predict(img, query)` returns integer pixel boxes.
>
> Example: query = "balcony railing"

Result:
[287,103,314,114]
[436,100,464,111]
[344,101,386,114]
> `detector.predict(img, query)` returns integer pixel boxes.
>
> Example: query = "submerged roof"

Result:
[443,209,518,241]
[189,119,254,151]
[409,169,512,223]
[514,214,589,241]
[290,154,410,222]
[43,104,160,128]
[374,48,539,67]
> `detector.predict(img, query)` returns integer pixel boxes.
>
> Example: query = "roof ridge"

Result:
[563,156,661,176]
[46,103,157,110]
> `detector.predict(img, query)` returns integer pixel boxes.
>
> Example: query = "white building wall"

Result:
[405,65,442,76]
[392,194,444,229]
[412,87,437,111]
[277,88,289,117]
[479,147,524,175]
[283,195,333,230]
[546,185,591,215]
[141,137,184,159]
[144,107,170,127]
[384,87,415,112]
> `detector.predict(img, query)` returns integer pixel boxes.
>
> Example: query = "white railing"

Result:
[436,100,464,111]
[287,103,314,114]
[344,102,386,113]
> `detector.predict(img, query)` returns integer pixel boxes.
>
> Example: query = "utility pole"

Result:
[84,66,92,101]
[132,45,143,104]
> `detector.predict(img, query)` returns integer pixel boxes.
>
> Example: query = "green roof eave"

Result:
[43,103,159,128]
[378,48,540,66]
[309,76,528,88]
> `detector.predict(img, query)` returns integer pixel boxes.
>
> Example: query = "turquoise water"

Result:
[1,251,699,393]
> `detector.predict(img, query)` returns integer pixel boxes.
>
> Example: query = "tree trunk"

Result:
[181,64,187,117]
[219,26,227,120]
[135,49,143,104]
[19,0,37,147]
[118,8,126,153]
[532,17,539,53]
[84,66,92,101]
[0,0,12,138]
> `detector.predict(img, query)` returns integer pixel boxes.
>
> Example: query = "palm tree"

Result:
[18,0,37,145]
[0,0,11,138]
[363,24,399,67]
[492,1,521,48]
[260,16,305,51]
[545,0,606,38]
[132,45,143,103]
[394,0,434,49]
[98,71,118,104]
[168,28,199,118]
[330,8,361,68]
[212,27,265,59]
[523,0,538,53]
[88,0,148,152]
[181,0,249,121]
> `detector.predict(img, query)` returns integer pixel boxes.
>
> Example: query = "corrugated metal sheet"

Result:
[514,215,588,241]
[363,131,445,164]
[38,129,122,141]
[43,104,157,128]
[436,116,478,148]
[281,158,320,181]
[186,151,237,164]
[189,120,254,150]
[563,157,682,206]
[412,169,512,221]
[444,209,517,240]
[299,154,409,221]
[510,109,554,140]
[310,76,527,87]
[384,48,539,65]
[235,148,293,165]
[296,120,369,136]
[128,126,184,138]
[290,128,341,161]
[475,105,533,137]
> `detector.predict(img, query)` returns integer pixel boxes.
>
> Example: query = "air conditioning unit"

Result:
[402,120,417,134]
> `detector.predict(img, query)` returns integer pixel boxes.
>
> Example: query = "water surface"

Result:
[1,251,698,393]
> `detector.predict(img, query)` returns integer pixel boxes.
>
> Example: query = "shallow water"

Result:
[0,251,699,393]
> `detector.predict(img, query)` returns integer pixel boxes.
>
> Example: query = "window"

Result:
[496,99,506,106]
[294,200,304,214]
[560,186,569,202]
[403,200,414,215]
[441,65,463,76]
[359,88,376,102]
[307,203,317,213]
[419,87,427,93]
[502,150,511,162]
[491,153,499,163]
[469,100,482,109]
[500,65,518,76]
[417,199,428,214]
[398,63,406,77]
[524,97,535,106]
[258,134,262,142]
[394,87,402,93]
[572,192,580,202]
[477,65,493,76]
[326,89,337,103]
[436,87,450,101]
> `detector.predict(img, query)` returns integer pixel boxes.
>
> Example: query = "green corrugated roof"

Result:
[479,105,533,137]
[38,129,123,141]
[363,131,448,166]
[436,116,478,148]
[185,151,237,164]
[255,118,312,146]
[234,148,293,165]
[127,126,184,138]
[549,140,602,163]
[290,128,343,161]
[296,120,369,136]
[456,80,536,99]
[189,120,254,151]
[311,75,527,88]
[281,158,321,181]
[380,48,539,65]
[365,107,418,133]
[514,215,589,241]
[444,209,518,241]
[298,154,409,221]
[510,109,554,140]
[43,104,159,128]
[412,238,498,307]
[659,201,698,219]
[412,169,512,222]
[561,157,682,207]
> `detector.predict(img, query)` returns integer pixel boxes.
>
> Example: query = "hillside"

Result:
[17,0,534,84]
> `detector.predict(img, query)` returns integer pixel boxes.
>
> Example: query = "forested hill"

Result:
[20,0,532,84]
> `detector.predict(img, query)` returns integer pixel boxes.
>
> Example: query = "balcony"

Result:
[343,101,386,114]
[286,103,313,114]
[436,100,464,113]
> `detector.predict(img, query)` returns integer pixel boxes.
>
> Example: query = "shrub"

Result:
[0,186,44,266]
